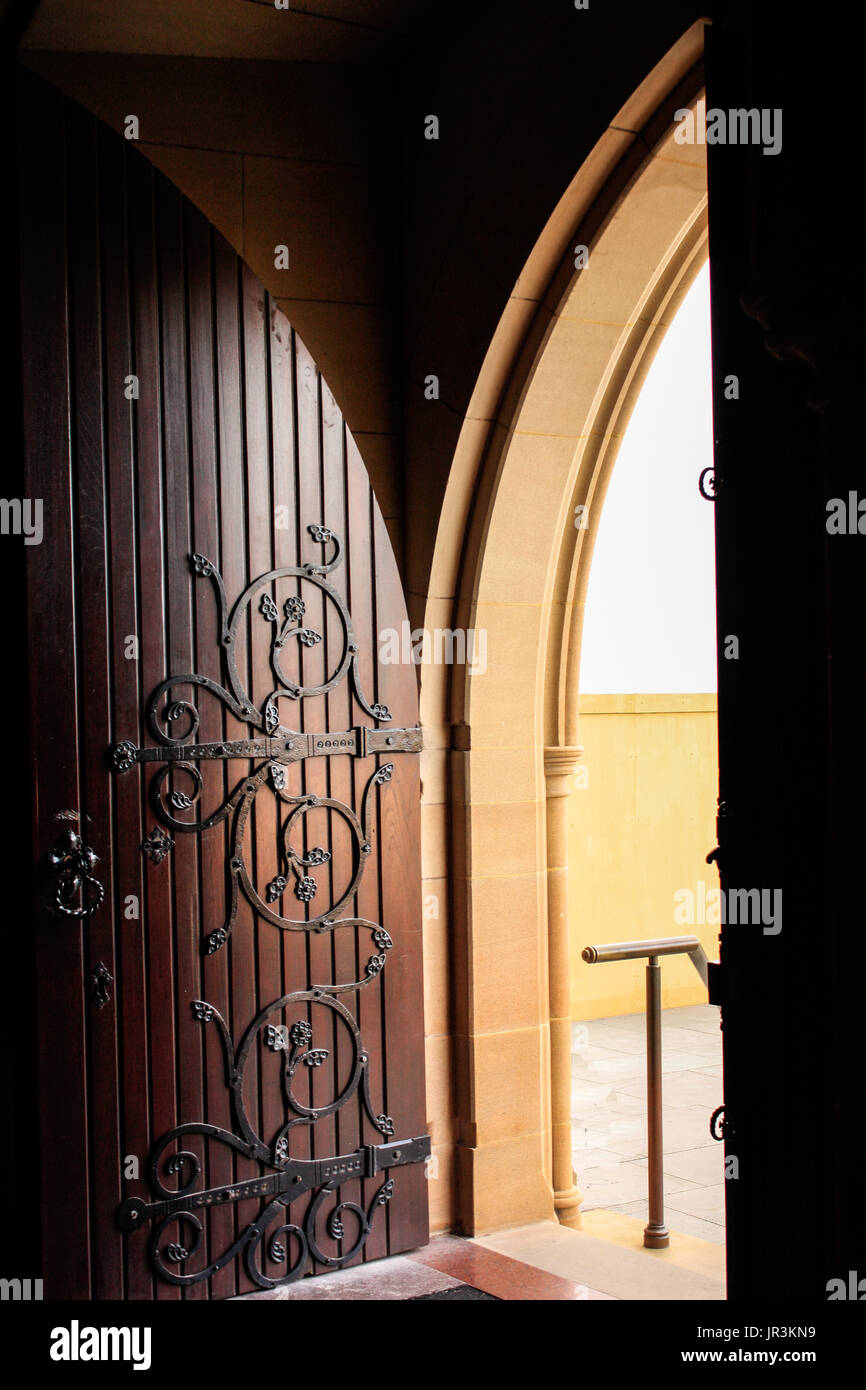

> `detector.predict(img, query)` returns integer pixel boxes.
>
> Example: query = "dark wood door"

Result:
[705,22,836,1298]
[19,70,428,1301]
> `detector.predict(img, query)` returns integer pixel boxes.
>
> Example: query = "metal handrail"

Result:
[581,934,716,1250]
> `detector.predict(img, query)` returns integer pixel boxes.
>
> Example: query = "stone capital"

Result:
[543,745,584,781]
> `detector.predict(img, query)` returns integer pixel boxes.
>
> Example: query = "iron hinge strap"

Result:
[365,1134,431,1176]
[117,1134,432,1234]
[121,725,423,771]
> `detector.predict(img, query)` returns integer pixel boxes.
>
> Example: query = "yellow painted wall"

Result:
[569,694,719,1020]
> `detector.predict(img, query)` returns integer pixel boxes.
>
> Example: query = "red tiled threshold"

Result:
[409,1236,614,1301]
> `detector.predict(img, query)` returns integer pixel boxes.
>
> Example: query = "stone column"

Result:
[543,745,583,1226]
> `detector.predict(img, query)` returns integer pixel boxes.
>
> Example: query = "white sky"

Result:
[578,260,717,694]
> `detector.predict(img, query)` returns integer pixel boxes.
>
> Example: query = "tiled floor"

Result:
[235,1217,725,1302]
[236,1235,608,1301]
[572,1004,726,1244]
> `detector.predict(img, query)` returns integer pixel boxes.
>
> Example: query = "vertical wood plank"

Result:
[186,206,235,1297]
[19,70,91,1302]
[371,495,428,1255]
[216,246,257,1297]
[129,153,180,1301]
[65,98,125,1301]
[321,384,363,1265]
[344,454,388,1265]
[99,120,153,1301]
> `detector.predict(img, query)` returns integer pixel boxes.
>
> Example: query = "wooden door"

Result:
[19,70,428,1301]
[704,23,835,1297]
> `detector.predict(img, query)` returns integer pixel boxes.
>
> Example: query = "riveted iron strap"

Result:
[116,1134,431,1289]
[116,1135,430,1232]
[122,724,423,768]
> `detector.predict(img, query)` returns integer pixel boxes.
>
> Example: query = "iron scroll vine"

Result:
[115,993,430,1288]
[112,523,430,1290]
[111,524,422,954]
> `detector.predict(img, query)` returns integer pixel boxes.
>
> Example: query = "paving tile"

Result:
[659,1049,722,1072]
[629,1145,725,1187]
[666,1005,721,1021]
[665,1183,728,1224]
[579,1164,700,1212]
[659,1026,721,1049]
[571,1042,636,1065]
[576,1031,647,1055]
[584,1016,648,1038]
[572,1053,646,1083]
[669,1016,724,1035]
[572,1125,619,1152]
[570,1078,624,1111]
[607,1201,726,1246]
[615,1070,722,1107]
[571,1146,634,1170]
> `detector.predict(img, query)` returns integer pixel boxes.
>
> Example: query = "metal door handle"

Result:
[46,826,105,918]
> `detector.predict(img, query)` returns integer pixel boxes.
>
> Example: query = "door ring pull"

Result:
[46,826,105,918]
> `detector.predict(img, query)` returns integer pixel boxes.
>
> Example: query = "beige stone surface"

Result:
[21,0,420,61]
[465,746,540,806]
[424,1032,454,1143]
[20,53,387,164]
[470,1026,546,1146]
[467,874,544,1035]
[138,143,244,253]
[348,432,402,522]
[570,698,719,1019]
[420,802,448,882]
[475,1218,724,1299]
[467,800,542,881]
[464,602,545,750]
[419,746,448,808]
[462,1133,554,1232]
[245,155,385,306]
[421,892,450,1038]
[427,1144,456,1233]
[476,433,578,606]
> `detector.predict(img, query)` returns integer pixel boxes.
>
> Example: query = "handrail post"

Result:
[643,955,669,1249]
[581,935,716,1250]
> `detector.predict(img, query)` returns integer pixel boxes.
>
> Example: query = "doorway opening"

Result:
[570,262,724,1286]
[422,22,713,1263]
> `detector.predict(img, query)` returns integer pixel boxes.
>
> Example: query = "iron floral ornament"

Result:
[111,525,422,955]
[115,992,430,1289]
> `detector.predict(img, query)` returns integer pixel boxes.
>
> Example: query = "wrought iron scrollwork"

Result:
[710,1105,733,1141]
[142,826,173,864]
[113,523,426,1290]
[698,466,719,500]
[116,995,430,1289]
[45,828,105,919]
[111,525,422,952]
[89,961,113,1008]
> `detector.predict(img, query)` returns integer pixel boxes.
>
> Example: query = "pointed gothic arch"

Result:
[422,20,710,1231]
